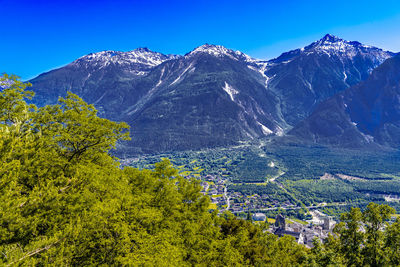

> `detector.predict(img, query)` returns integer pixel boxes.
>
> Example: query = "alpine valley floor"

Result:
[124,140,400,222]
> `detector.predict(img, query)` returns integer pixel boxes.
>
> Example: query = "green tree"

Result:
[320,203,396,267]
[362,203,394,267]
[384,217,400,265]
[0,74,312,265]
[0,74,132,265]
[333,207,364,266]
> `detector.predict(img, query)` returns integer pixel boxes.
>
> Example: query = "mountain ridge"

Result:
[27,35,396,154]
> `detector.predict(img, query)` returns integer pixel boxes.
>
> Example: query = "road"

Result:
[224,185,230,210]
[230,201,364,214]
[269,170,285,183]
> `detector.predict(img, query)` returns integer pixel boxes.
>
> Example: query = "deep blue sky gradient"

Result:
[2,0,400,80]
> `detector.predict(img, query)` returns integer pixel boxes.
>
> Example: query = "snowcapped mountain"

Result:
[185,44,258,63]
[29,47,178,109]
[271,34,391,65]
[116,44,284,153]
[72,48,180,75]
[290,54,400,149]
[305,34,390,62]
[28,35,395,154]
[261,34,394,126]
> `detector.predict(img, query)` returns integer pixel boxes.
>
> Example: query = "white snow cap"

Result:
[73,48,180,68]
[271,34,393,65]
[186,44,257,63]
[305,34,389,58]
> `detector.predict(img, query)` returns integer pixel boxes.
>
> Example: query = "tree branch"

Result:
[6,239,63,266]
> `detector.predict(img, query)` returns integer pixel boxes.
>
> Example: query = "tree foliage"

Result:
[311,203,399,266]
[2,74,400,266]
[0,74,308,265]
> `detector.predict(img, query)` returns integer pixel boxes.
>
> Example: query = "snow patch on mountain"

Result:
[188,44,237,59]
[222,82,239,101]
[275,126,284,136]
[256,121,273,135]
[361,132,374,143]
[156,67,166,87]
[304,80,314,93]
[247,61,276,88]
[170,63,195,86]
[303,34,393,64]
[187,44,258,63]
[72,48,179,69]
[270,34,393,68]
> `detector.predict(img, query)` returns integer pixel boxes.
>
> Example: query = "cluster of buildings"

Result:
[200,175,229,208]
[199,175,296,213]
[253,213,336,247]
[229,192,296,212]
[198,174,336,248]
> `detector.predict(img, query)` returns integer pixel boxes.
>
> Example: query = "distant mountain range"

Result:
[28,34,397,154]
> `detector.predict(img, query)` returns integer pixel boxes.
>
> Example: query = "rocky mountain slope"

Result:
[290,54,400,149]
[28,35,394,154]
[261,34,394,126]
[112,45,285,153]
[30,48,180,112]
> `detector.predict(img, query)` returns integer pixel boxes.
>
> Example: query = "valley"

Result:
[4,1,400,264]
[16,31,400,237]
[124,141,400,221]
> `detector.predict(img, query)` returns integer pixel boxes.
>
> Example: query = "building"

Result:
[253,213,267,221]
[274,228,305,244]
[323,217,332,230]
[275,214,286,230]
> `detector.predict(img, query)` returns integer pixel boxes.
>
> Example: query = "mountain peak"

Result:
[186,44,256,63]
[188,44,234,57]
[72,48,178,69]
[310,34,348,50]
[133,47,151,53]
[301,34,384,56]
[320,34,342,43]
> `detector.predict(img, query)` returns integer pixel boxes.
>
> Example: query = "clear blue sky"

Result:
[2,0,400,80]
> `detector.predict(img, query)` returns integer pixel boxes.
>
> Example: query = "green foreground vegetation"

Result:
[0,74,308,265]
[2,74,400,265]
